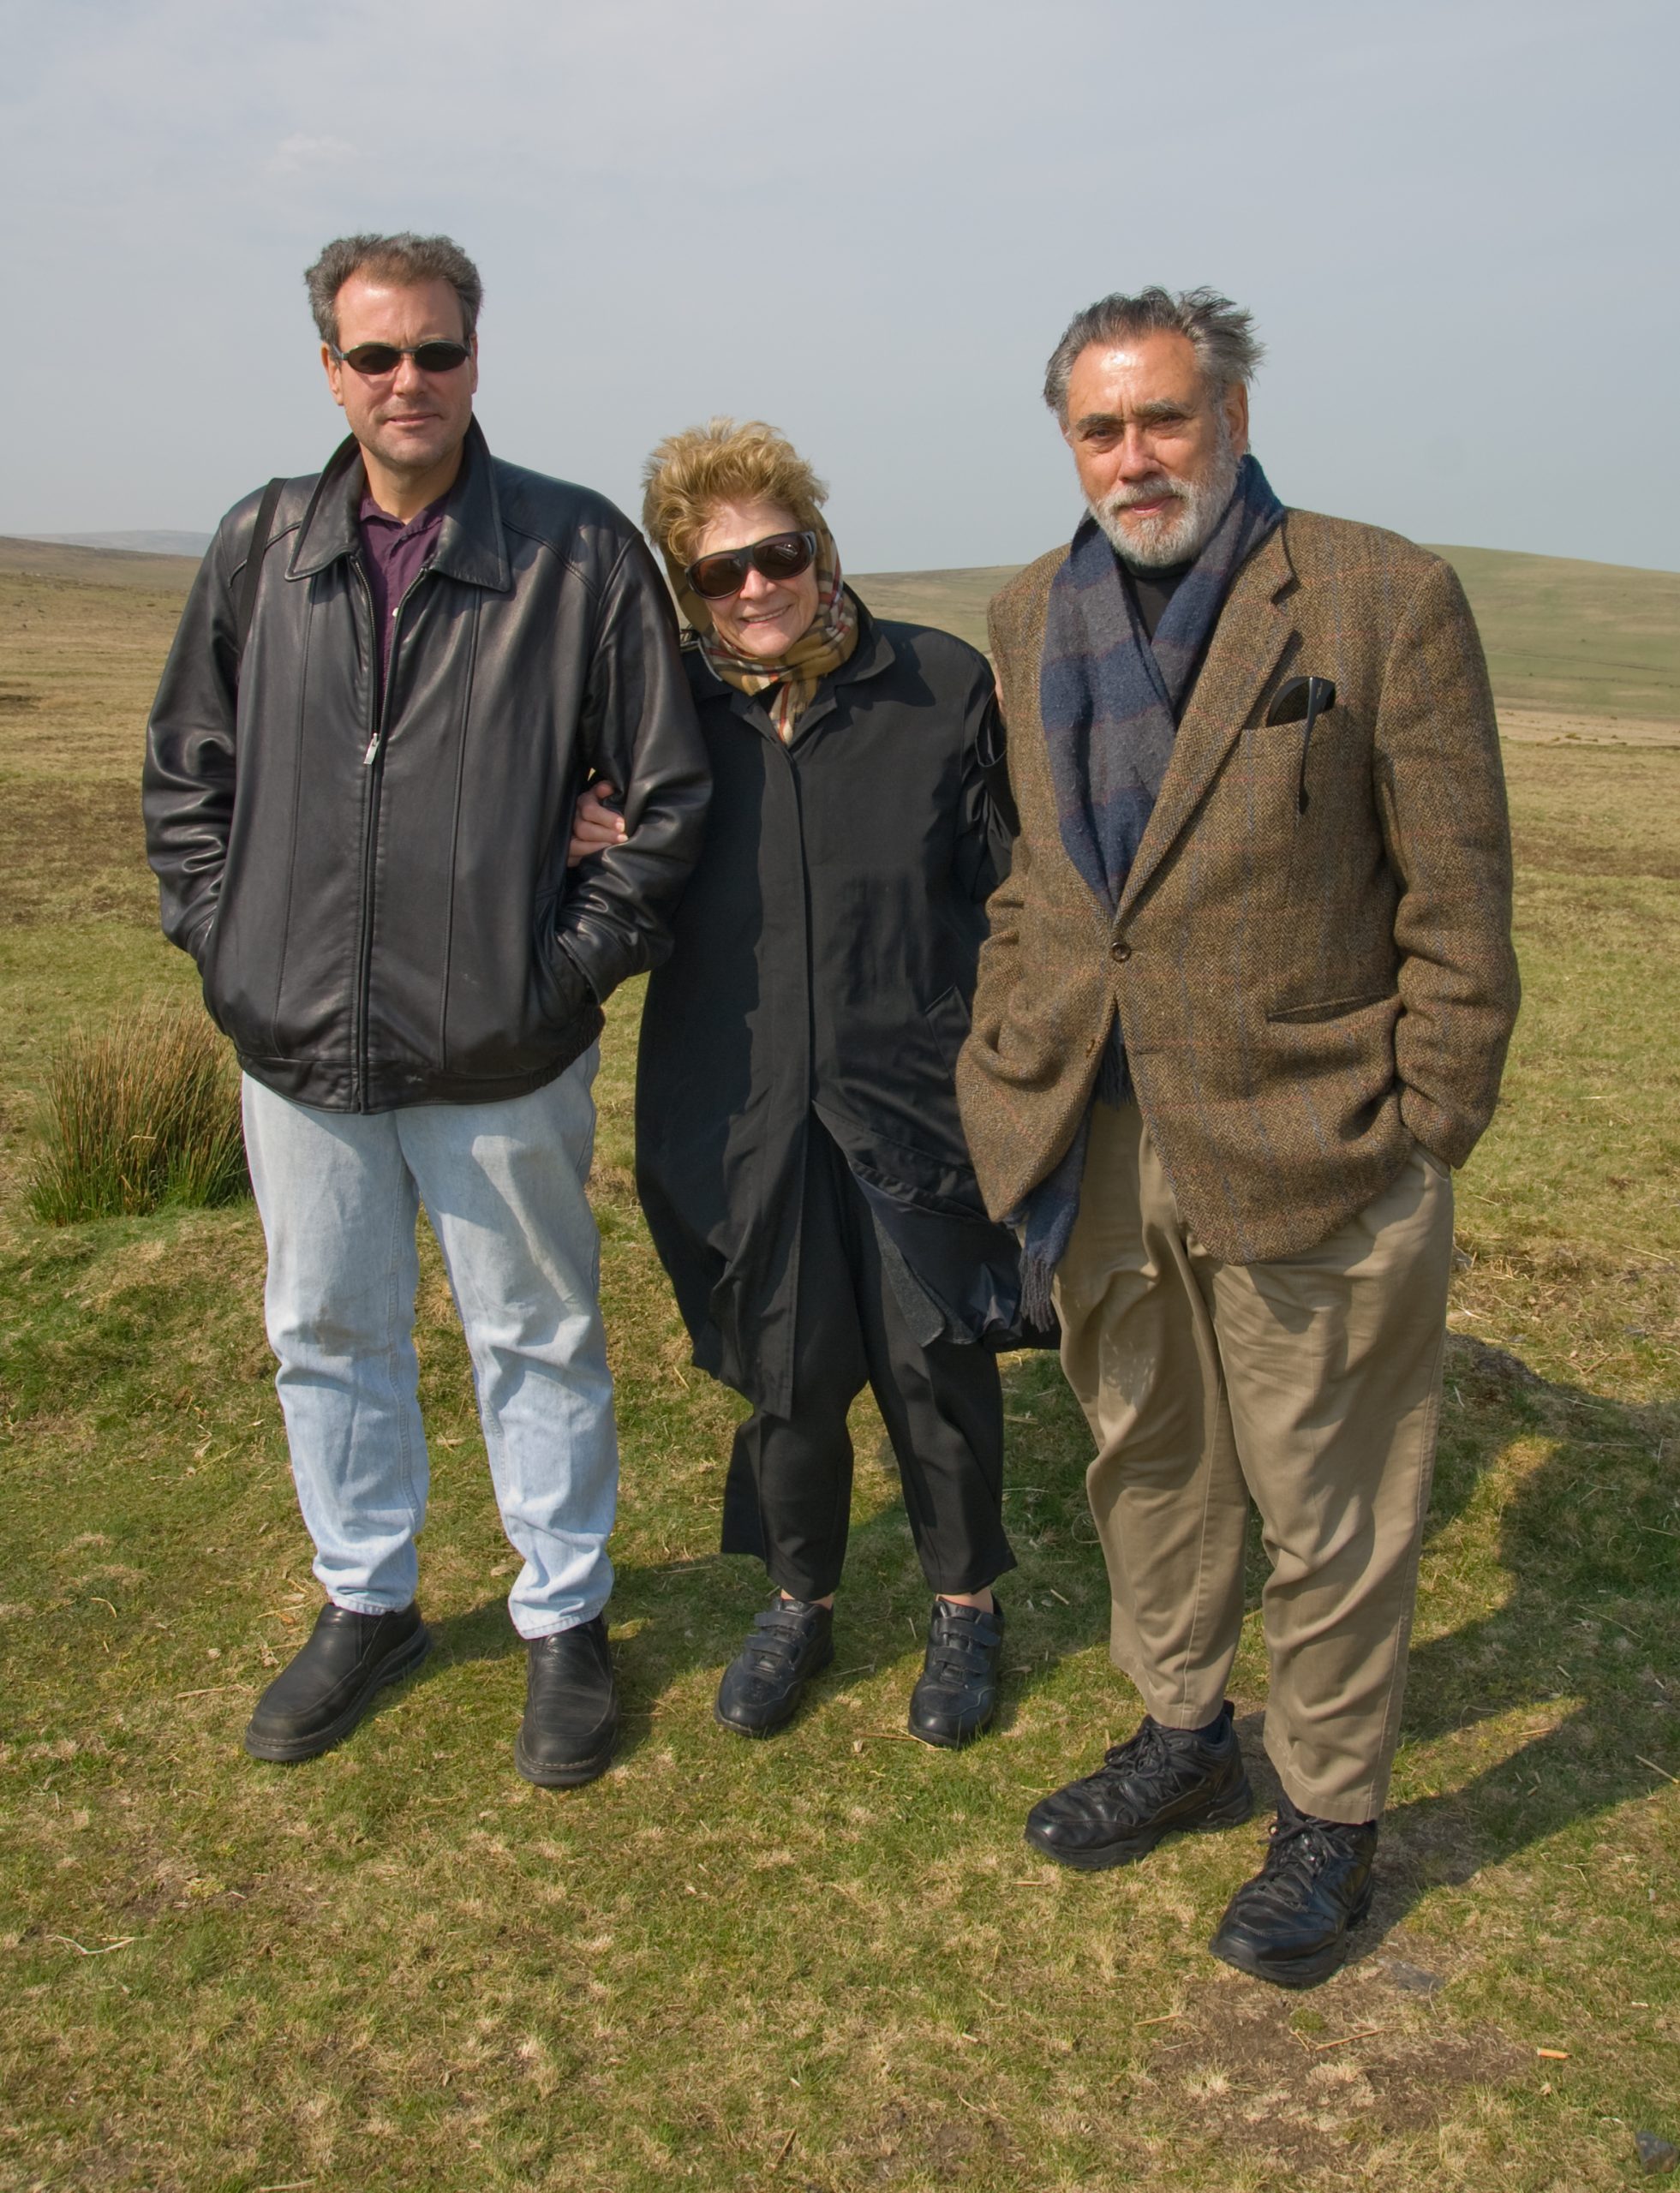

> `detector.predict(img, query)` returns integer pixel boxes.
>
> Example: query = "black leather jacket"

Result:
[143,422,709,1111]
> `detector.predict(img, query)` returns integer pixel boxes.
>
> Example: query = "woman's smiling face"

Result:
[692,497,821,659]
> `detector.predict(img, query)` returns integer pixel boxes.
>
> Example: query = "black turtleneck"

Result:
[1121,556,1193,642]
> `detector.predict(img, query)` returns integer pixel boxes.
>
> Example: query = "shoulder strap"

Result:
[234,477,286,675]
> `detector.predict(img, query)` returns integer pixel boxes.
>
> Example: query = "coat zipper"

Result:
[349,559,430,1109]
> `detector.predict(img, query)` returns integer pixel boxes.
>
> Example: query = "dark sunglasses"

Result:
[685,529,817,601]
[330,340,473,377]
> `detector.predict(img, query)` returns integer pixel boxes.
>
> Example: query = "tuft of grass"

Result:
[27,1003,248,1222]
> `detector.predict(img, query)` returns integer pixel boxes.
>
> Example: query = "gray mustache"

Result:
[1102,481,1188,513]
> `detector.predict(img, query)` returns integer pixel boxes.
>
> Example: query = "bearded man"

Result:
[957,288,1518,1986]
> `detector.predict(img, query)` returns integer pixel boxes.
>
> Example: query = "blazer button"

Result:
[1110,938,1132,962]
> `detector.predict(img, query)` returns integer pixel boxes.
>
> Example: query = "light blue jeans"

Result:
[241,1053,616,1638]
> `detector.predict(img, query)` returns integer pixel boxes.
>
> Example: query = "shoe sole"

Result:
[1025,1779,1255,1871]
[714,1640,834,1737]
[242,1624,433,1764]
[1207,1879,1377,1990]
[514,1727,618,1789]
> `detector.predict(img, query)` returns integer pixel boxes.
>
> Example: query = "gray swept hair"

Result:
[304,232,484,350]
[1043,286,1263,421]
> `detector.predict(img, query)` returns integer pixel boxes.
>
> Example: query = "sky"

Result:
[1,0,1674,572]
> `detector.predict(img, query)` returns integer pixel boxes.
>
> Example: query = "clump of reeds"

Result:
[27,1004,249,1223]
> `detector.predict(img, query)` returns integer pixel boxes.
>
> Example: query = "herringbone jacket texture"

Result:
[956,510,1520,1264]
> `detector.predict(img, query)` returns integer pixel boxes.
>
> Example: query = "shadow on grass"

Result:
[964,1331,1677,1944]
[424,1595,529,1671]
[614,1339,1154,1737]
[1366,1333,1678,1935]
[227,1325,1680,1862]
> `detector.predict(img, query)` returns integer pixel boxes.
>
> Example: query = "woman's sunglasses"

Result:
[330,340,473,377]
[685,530,817,601]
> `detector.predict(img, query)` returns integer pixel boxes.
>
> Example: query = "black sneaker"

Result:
[515,1615,619,1788]
[243,1602,430,1763]
[1209,1794,1378,1988]
[1024,1702,1253,1869]
[907,1598,1005,1748]
[714,1596,834,1736]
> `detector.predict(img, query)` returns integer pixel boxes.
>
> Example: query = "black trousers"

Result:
[720,1120,1014,1602]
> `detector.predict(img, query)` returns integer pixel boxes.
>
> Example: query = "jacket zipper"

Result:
[349,559,429,1109]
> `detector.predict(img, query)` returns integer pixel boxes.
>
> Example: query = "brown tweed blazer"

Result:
[956,510,1520,1264]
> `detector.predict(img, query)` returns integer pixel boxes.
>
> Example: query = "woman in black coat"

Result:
[571,418,1027,1746]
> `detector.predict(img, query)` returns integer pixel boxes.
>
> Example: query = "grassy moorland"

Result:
[0,535,1675,2193]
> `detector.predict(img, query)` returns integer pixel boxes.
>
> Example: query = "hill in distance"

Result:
[0,535,206,592]
[855,547,1680,730]
[3,533,1674,728]
[19,529,214,558]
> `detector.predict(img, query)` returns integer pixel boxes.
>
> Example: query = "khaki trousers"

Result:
[1055,1102,1454,1822]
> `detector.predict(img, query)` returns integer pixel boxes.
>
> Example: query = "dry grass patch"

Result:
[27,1005,248,1222]
[1143,1958,1529,2176]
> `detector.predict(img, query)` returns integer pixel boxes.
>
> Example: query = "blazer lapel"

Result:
[1116,521,1298,923]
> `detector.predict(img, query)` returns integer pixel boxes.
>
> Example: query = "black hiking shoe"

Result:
[1209,1793,1378,1988]
[243,1602,430,1763]
[515,1615,619,1788]
[907,1598,1005,1748]
[1024,1701,1253,1869]
[714,1596,834,1736]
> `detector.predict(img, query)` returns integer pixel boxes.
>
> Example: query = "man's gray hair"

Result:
[304,232,484,350]
[1043,286,1263,421]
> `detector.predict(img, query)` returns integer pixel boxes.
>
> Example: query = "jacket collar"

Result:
[287,416,511,592]
[1115,518,1299,923]
[831,597,896,689]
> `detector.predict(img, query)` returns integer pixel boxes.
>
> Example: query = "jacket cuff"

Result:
[1399,1086,1474,1170]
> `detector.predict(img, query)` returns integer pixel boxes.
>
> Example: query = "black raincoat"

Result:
[635,602,1030,1419]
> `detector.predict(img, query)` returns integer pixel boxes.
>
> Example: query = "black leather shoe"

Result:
[243,1602,430,1763]
[714,1596,834,1736]
[907,1598,1005,1748]
[515,1615,619,1788]
[1024,1702,1253,1869]
[1209,1794,1378,1988]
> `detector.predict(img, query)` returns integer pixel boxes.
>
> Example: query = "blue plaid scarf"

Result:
[1018,455,1285,1323]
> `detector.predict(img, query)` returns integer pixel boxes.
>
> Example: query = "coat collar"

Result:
[287,416,511,592]
[1115,519,1298,923]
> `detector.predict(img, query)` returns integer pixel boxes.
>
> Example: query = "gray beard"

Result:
[1091,432,1241,571]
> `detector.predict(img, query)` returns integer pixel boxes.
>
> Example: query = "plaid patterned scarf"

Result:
[668,516,858,741]
[1018,455,1286,1322]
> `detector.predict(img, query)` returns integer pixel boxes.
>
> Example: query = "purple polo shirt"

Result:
[358,489,449,689]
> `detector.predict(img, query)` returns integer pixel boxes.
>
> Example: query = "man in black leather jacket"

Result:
[143,231,708,1786]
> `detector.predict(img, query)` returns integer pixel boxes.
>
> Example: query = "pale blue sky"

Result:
[2,0,1673,571]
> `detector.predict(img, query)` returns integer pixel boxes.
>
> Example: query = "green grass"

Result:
[0,549,1675,2190]
[1428,547,1680,725]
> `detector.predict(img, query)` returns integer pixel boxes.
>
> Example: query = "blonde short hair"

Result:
[642,418,828,567]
